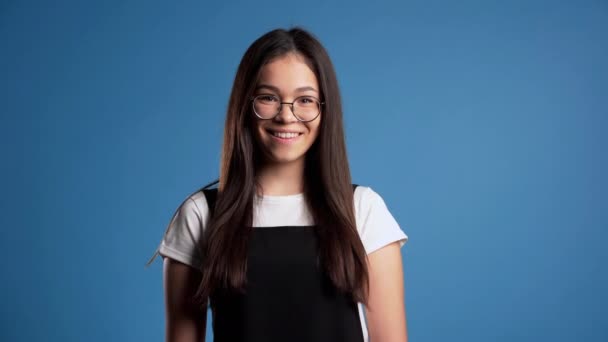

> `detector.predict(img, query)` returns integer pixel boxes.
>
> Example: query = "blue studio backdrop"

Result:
[1,0,606,341]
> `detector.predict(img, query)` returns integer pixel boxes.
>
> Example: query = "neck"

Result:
[256,157,305,196]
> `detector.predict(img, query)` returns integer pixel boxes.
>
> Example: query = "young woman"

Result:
[146,27,409,342]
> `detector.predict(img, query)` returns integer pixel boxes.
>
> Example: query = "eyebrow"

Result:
[255,84,318,94]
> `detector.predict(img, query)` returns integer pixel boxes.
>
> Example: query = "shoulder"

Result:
[353,184,376,201]
[179,187,213,214]
[353,184,384,215]
[153,190,208,269]
[185,189,209,217]
[353,184,386,227]
[353,184,408,254]
[167,189,212,234]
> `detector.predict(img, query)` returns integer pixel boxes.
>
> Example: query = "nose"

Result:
[274,102,298,123]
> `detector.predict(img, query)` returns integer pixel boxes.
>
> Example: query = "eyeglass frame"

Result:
[249,94,325,122]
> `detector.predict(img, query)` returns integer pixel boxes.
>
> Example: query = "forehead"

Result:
[256,54,319,93]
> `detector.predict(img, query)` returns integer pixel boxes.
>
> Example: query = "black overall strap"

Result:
[201,187,218,216]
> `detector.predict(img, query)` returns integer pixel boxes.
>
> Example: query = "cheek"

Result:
[308,121,321,141]
[253,122,266,142]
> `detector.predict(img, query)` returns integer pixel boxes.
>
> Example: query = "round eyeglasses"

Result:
[250,94,324,122]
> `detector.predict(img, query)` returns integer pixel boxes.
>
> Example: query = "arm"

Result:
[364,241,408,342]
[163,257,208,342]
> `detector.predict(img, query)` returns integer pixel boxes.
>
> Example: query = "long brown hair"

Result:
[195,27,369,308]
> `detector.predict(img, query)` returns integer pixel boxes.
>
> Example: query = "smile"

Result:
[271,131,301,138]
[266,129,303,143]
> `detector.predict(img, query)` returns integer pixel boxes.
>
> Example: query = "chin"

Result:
[266,151,306,164]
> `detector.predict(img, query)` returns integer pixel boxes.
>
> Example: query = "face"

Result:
[251,53,322,166]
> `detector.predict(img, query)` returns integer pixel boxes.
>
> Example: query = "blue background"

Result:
[1,0,606,341]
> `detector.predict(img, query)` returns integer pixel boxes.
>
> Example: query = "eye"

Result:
[296,96,317,106]
[257,95,278,103]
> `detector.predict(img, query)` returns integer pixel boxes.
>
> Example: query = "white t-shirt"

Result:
[150,185,408,342]
[153,185,408,269]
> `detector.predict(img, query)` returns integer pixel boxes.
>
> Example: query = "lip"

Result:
[266,129,303,144]
[266,128,304,134]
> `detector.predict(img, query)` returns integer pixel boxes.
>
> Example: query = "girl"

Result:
[146,27,409,342]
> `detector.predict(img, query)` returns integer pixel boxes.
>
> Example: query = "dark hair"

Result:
[195,27,369,307]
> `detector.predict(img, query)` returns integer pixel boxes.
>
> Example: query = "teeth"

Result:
[272,131,300,139]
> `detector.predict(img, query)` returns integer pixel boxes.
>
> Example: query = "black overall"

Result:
[202,186,365,342]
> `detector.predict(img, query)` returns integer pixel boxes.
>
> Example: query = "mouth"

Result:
[266,129,304,143]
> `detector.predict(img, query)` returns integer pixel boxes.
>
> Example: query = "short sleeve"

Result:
[354,186,409,254]
[155,193,208,270]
